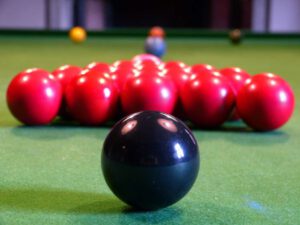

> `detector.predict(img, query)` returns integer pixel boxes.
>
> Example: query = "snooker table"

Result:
[0,30,300,225]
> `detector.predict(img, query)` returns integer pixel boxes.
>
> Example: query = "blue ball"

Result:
[144,37,166,58]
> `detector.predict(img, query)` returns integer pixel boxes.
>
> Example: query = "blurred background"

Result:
[0,0,299,33]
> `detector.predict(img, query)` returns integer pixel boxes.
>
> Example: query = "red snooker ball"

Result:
[111,60,134,71]
[80,68,111,80]
[191,64,218,74]
[219,67,251,120]
[6,68,62,125]
[149,26,165,38]
[65,71,119,125]
[165,68,191,91]
[52,65,82,119]
[181,71,235,128]
[121,74,177,115]
[236,73,295,131]
[164,61,189,71]
[85,62,111,74]
[52,65,82,88]
[110,67,135,92]
[164,68,191,119]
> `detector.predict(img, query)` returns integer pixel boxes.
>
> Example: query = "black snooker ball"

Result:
[229,29,242,45]
[101,111,200,210]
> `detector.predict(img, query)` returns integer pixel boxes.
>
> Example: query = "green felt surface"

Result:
[0,35,300,225]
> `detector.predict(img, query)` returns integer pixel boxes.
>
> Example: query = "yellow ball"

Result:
[69,27,86,43]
